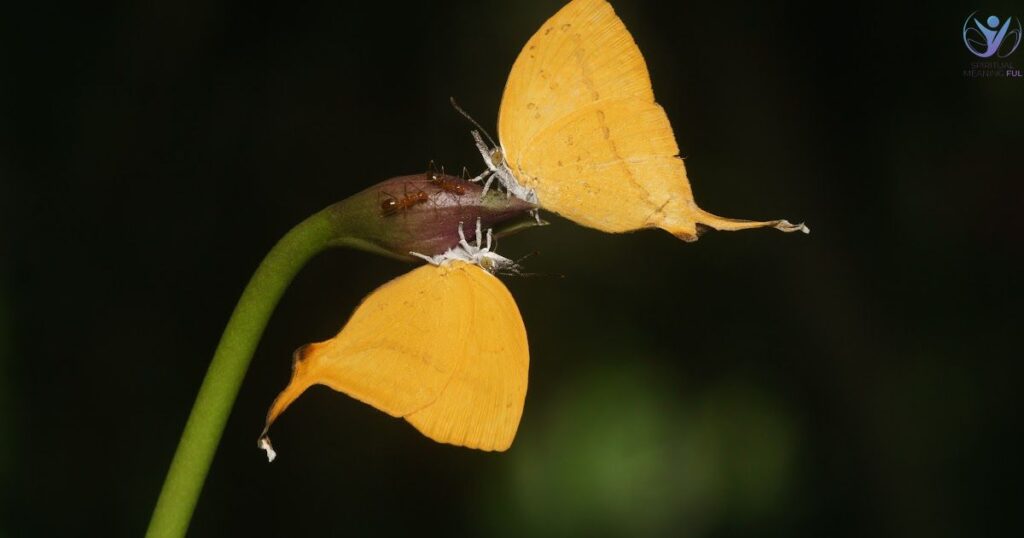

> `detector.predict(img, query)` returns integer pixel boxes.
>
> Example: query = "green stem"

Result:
[145,204,391,538]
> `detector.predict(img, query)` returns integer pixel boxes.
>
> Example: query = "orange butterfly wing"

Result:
[260,262,528,453]
[498,0,806,240]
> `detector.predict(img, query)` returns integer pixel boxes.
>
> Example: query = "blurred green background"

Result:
[1,0,1021,536]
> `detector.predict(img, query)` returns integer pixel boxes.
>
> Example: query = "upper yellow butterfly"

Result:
[470,0,808,241]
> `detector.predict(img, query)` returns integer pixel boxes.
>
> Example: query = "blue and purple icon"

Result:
[962,12,1022,58]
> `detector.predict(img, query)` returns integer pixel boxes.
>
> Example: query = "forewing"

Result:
[498,0,653,158]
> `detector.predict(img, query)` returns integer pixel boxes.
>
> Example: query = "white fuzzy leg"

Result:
[409,251,438,264]
[480,172,496,197]
[468,169,490,183]
[470,130,500,196]
[410,219,513,272]
[457,221,474,251]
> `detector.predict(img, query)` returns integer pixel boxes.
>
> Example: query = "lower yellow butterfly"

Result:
[259,221,528,458]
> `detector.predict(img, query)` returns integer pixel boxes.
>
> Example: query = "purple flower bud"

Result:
[322,173,541,260]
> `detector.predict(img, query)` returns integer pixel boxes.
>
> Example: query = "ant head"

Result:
[380,198,398,215]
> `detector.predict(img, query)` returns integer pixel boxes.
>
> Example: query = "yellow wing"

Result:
[498,0,806,240]
[404,264,529,451]
[260,261,528,453]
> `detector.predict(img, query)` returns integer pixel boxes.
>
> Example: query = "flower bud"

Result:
[322,173,541,260]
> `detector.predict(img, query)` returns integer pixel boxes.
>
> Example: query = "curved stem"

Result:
[145,205,369,538]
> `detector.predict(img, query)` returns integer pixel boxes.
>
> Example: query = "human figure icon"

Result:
[963,12,1022,58]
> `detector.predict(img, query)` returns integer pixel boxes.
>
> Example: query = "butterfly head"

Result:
[489,148,505,167]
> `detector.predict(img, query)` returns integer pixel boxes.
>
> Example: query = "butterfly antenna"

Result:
[497,266,564,280]
[450,96,498,148]
[491,250,564,279]
[514,250,540,265]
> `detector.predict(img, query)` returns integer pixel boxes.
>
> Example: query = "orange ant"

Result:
[424,161,468,197]
[427,170,467,196]
[380,186,430,217]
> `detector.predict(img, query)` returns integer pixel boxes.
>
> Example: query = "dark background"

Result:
[2,0,1021,536]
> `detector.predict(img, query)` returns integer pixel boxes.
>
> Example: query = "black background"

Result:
[2,0,1021,536]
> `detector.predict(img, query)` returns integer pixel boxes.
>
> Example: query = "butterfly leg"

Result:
[474,218,484,249]
[409,251,439,264]
[480,173,497,197]
[457,221,474,252]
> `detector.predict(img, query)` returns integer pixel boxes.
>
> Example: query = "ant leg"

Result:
[485,228,493,252]
[474,218,483,248]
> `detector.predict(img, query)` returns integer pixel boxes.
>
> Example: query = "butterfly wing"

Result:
[498,0,653,157]
[513,97,695,235]
[260,262,528,452]
[498,0,805,240]
[404,263,528,451]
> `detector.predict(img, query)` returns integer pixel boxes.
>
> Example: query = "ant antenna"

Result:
[450,97,498,148]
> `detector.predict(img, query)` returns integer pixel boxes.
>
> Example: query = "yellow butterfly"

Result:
[471,0,808,241]
[259,222,528,457]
